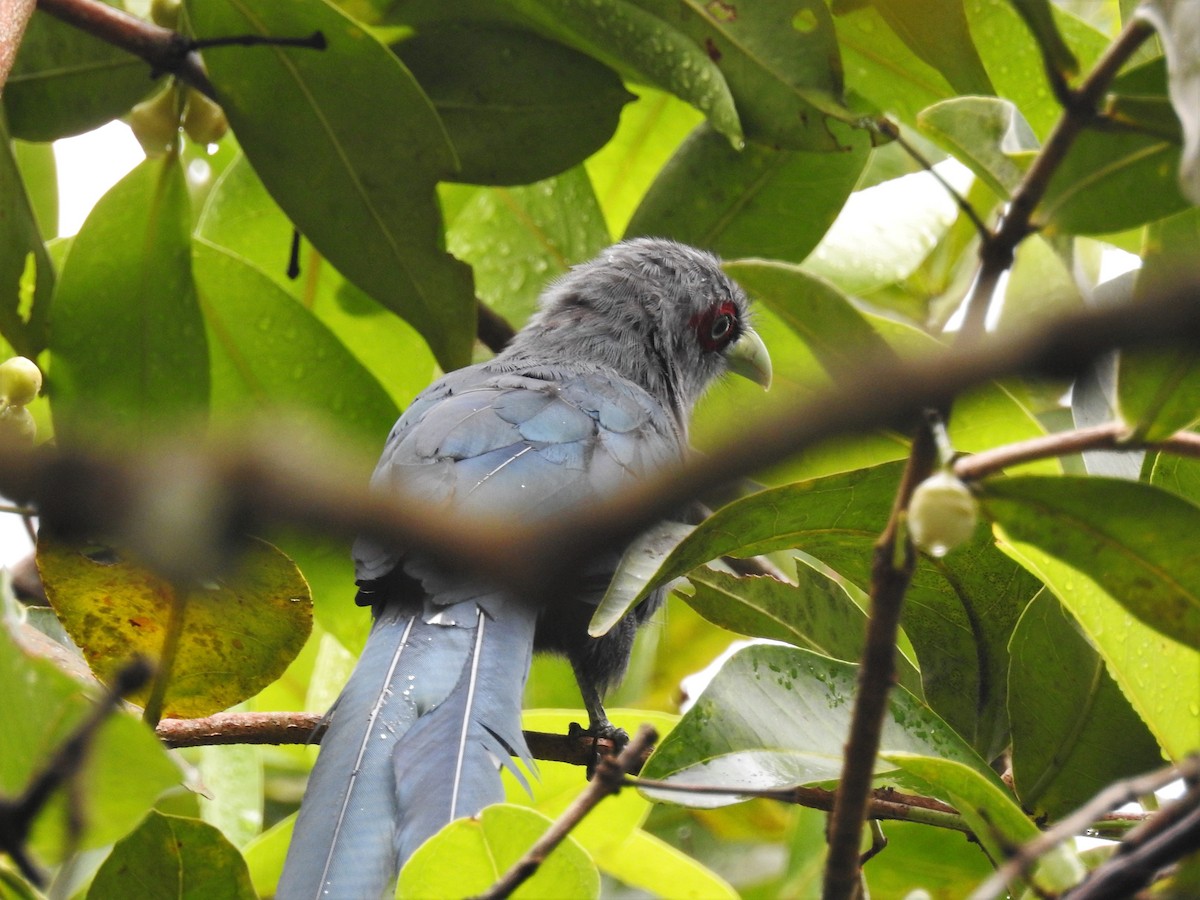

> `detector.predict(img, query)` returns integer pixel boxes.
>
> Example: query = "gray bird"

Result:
[278,237,772,898]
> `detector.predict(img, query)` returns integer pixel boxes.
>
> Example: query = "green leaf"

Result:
[195,154,436,411]
[49,154,209,447]
[197,743,265,848]
[37,536,312,719]
[872,0,992,95]
[0,626,180,863]
[641,644,995,797]
[1008,590,1163,821]
[917,96,1037,197]
[502,0,742,146]
[0,118,53,358]
[1139,0,1200,203]
[1009,0,1079,76]
[394,24,633,186]
[590,521,693,638]
[831,2,957,127]
[997,234,1083,333]
[965,0,1108,139]
[193,238,399,450]
[447,166,611,328]
[631,0,862,151]
[722,261,898,379]
[980,475,1200,650]
[885,753,1086,893]
[626,124,868,261]
[3,5,162,141]
[632,462,1041,756]
[399,804,599,898]
[585,86,703,236]
[89,811,256,900]
[998,532,1200,760]
[12,139,58,240]
[185,0,476,371]
[1118,208,1200,440]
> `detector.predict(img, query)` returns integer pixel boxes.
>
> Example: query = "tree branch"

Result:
[969,754,1200,900]
[823,424,937,899]
[35,0,214,96]
[955,15,1156,341]
[0,0,37,93]
[474,725,658,900]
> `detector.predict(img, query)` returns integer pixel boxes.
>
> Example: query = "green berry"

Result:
[908,470,979,557]
[183,91,229,146]
[0,356,42,406]
[128,86,181,156]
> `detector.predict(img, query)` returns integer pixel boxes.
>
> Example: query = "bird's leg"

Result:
[568,671,628,776]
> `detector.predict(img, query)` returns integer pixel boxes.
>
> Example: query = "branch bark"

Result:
[0,0,37,92]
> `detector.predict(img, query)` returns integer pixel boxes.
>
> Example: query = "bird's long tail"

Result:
[277,597,537,899]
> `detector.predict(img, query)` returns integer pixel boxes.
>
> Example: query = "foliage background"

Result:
[1,0,1199,897]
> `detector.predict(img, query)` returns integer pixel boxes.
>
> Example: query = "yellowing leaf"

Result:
[38,536,311,718]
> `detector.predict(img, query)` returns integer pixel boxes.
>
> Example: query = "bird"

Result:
[277,237,772,899]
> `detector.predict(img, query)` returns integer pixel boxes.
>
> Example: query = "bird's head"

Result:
[508,238,771,418]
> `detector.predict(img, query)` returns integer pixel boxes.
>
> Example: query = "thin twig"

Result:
[35,0,213,96]
[0,657,152,887]
[954,423,1200,482]
[822,425,938,900]
[473,725,658,900]
[969,754,1200,900]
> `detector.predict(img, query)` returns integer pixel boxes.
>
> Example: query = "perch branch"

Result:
[0,0,37,92]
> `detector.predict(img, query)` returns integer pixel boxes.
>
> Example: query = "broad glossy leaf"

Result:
[1139,0,1200,203]
[447,166,610,328]
[0,119,53,357]
[0,625,180,863]
[38,536,312,718]
[634,462,1040,756]
[997,235,1083,333]
[590,521,693,638]
[641,644,994,799]
[997,534,1200,759]
[49,154,209,447]
[586,86,703,236]
[831,2,957,126]
[1008,591,1163,821]
[917,96,1037,197]
[625,124,867,260]
[632,0,862,151]
[1010,0,1079,76]
[965,0,1107,139]
[723,261,897,379]
[3,5,161,141]
[197,743,264,848]
[195,154,436,410]
[1118,209,1200,440]
[89,811,255,900]
[980,475,1200,650]
[186,0,475,370]
[873,0,992,95]
[394,24,632,185]
[399,804,599,898]
[12,138,58,239]
[503,0,742,146]
[193,239,399,450]
[886,754,1086,893]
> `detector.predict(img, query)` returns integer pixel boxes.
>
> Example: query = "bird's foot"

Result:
[569,719,629,778]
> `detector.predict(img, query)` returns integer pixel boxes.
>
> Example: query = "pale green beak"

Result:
[725,327,772,389]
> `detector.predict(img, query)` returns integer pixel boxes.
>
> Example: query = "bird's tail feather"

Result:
[277,598,537,899]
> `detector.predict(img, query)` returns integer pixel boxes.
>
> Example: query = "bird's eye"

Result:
[710,313,733,342]
[695,301,740,352]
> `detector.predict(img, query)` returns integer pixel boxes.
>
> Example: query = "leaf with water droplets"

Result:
[50,154,209,448]
[980,475,1200,651]
[641,644,993,802]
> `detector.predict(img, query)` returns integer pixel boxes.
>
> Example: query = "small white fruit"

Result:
[0,356,42,406]
[908,470,979,557]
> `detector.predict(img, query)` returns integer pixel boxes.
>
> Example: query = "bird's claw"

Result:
[570,719,629,778]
